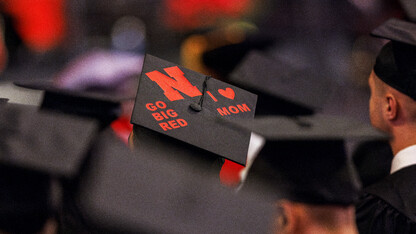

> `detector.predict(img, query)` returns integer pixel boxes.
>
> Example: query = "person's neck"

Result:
[390,126,416,155]
[299,206,358,234]
[305,225,358,234]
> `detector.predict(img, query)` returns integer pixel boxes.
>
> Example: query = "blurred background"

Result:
[0,0,406,113]
[0,0,408,227]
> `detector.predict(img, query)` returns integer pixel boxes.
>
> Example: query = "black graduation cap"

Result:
[0,98,8,104]
[70,128,274,234]
[0,103,99,177]
[0,164,50,234]
[228,51,336,116]
[202,32,276,79]
[14,78,131,126]
[229,114,388,205]
[0,103,99,233]
[371,18,416,100]
[130,54,257,166]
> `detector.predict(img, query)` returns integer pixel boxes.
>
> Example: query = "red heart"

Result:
[218,88,235,100]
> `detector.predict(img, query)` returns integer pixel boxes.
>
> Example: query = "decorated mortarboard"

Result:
[371,18,416,100]
[228,51,336,116]
[131,54,257,166]
[0,104,99,177]
[13,78,130,125]
[72,129,274,234]
[227,114,388,205]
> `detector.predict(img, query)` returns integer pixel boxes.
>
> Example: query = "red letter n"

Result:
[145,66,202,101]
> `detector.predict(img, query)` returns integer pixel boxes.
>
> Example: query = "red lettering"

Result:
[217,107,231,116]
[158,119,187,131]
[217,104,251,116]
[168,120,180,129]
[146,101,166,111]
[206,91,218,102]
[146,103,157,111]
[237,104,251,112]
[146,66,202,101]
[152,113,164,121]
[177,119,187,127]
[229,106,239,114]
[155,101,167,109]
[161,111,168,119]
[159,122,171,131]
[151,109,178,121]
[166,109,178,118]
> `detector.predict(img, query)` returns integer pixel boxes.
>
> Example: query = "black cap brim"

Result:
[371,18,416,46]
[76,129,274,233]
[228,114,387,205]
[229,51,336,116]
[14,79,134,103]
[221,114,388,141]
[0,104,99,177]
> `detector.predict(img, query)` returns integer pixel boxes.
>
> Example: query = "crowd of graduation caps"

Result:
[2,1,416,234]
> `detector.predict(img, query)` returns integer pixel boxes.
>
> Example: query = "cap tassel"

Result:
[190,76,211,112]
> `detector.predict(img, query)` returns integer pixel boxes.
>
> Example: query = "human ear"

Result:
[274,200,296,234]
[385,94,398,120]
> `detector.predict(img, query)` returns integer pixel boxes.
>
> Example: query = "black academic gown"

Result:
[356,164,416,234]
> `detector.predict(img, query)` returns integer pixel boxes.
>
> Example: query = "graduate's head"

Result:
[263,139,360,234]
[273,200,358,234]
[368,19,416,134]
[232,115,386,234]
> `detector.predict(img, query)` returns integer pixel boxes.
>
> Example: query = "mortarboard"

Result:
[202,32,276,79]
[371,18,416,100]
[228,51,336,116]
[226,114,388,205]
[71,128,274,234]
[0,103,99,177]
[0,103,99,233]
[13,78,132,126]
[130,54,257,166]
[225,114,387,141]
